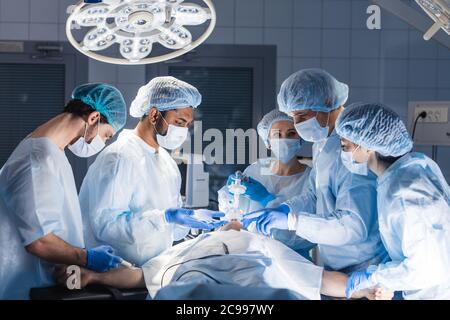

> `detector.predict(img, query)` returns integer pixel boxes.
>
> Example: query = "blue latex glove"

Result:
[241,204,290,236]
[227,174,275,206]
[165,208,227,230]
[345,270,378,299]
[86,245,123,272]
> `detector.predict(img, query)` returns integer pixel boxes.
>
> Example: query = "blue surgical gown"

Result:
[285,131,387,271]
[0,137,84,299]
[370,152,450,299]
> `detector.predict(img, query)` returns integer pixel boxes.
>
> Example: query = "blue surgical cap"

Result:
[277,68,349,114]
[72,83,127,132]
[130,76,202,118]
[336,102,413,157]
[257,109,294,147]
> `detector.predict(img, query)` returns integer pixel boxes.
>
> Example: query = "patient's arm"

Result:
[321,271,393,300]
[54,265,146,289]
[321,271,349,298]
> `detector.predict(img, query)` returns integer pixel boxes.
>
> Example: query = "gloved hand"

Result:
[86,245,123,272]
[345,270,378,299]
[227,174,275,206]
[192,209,226,222]
[165,208,227,230]
[241,204,290,236]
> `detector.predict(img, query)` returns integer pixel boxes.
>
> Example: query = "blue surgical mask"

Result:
[340,146,368,176]
[294,113,329,142]
[269,138,303,164]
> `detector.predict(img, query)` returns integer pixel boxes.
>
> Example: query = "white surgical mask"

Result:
[68,119,106,158]
[340,146,368,176]
[269,138,302,164]
[294,112,329,142]
[156,114,188,150]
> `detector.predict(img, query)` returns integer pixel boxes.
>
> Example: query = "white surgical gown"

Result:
[370,152,450,299]
[218,158,314,251]
[285,131,387,271]
[0,137,84,299]
[79,130,189,267]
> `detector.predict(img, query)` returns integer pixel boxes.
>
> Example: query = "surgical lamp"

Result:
[66,0,216,65]
[415,0,450,40]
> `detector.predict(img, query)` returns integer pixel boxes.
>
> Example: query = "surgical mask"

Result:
[68,119,105,158]
[340,146,368,176]
[294,112,329,142]
[156,114,188,150]
[269,138,302,164]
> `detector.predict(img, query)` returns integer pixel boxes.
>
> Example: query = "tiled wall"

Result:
[1,0,450,179]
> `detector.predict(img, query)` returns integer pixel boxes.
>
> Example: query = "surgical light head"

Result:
[66,0,217,65]
[415,0,450,40]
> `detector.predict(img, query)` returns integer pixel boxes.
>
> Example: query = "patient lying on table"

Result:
[55,221,392,300]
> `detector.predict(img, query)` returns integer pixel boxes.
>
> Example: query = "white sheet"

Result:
[154,283,306,300]
[142,230,323,300]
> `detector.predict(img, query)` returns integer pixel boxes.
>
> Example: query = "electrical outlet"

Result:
[414,105,449,123]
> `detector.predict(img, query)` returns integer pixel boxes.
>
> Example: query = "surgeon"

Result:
[79,77,226,267]
[241,69,387,274]
[335,103,450,300]
[220,109,314,256]
[0,83,128,299]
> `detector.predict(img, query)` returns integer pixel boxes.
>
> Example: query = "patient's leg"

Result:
[54,265,146,289]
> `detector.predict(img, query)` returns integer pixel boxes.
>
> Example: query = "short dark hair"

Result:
[63,99,108,124]
[375,152,402,165]
[140,109,167,122]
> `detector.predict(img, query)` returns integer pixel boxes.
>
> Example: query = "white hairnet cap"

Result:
[278,68,349,114]
[336,102,413,157]
[130,76,202,118]
[257,109,294,147]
